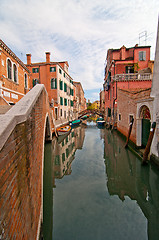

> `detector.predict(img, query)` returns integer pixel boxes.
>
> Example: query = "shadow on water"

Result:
[43,122,159,240]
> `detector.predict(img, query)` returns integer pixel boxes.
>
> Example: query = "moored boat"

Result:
[70,119,81,127]
[81,115,88,120]
[56,125,71,136]
[96,117,104,122]
[96,120,105,127]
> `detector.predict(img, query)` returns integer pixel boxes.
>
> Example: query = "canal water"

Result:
[43,121,159,240]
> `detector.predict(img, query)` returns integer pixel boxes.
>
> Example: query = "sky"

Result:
[0,0,159,102]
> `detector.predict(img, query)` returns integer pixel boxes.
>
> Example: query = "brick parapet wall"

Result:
[0,84,53,239]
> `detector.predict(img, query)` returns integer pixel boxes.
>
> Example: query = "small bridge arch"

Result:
[78,109,104,118]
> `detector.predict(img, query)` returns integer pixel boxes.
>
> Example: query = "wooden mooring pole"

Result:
[142,122,156,165]
[125,117,134,148]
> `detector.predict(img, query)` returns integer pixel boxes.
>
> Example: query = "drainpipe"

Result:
[112,60,117,118]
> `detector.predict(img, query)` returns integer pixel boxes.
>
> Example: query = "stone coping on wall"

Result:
[0,84,47,151]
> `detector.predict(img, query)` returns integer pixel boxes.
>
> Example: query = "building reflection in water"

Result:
[52,125,86,186]
[43,125,85,239]
[103,129,159,240]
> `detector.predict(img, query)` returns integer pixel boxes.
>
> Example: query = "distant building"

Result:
[73,81,86,112]
[26,52,75,120]
[0,39,30,108]
[92,100,100,110]
[104,44,153,122]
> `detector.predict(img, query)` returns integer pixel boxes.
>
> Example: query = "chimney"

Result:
[46,52,50,63]
[26,54,31,65]
[121,45,126,60]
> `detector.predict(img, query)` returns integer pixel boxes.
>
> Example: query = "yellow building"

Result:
[91,100,100,110]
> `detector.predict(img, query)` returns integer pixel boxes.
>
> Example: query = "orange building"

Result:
[26,52,75,120]
[0,39,30,106]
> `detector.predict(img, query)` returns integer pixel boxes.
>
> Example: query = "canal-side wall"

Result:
[0,84,52,240]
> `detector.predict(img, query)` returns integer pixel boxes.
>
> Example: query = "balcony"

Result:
[112,73,152,82]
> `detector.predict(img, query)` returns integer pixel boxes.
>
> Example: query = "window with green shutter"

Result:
[71,100,73,107]
[51,78,57,89]
[33,79,39,87]
[64,83,67,92]
[66,148,69,158]
[50,66,56,72]
[60,97,63,105]
[59,68,62,74]
[62,153,65,163]
[32,68,39,73]
[60,80,63,90]
[108,108,111,117]
[64,98,67,106]
[64,73,65,77]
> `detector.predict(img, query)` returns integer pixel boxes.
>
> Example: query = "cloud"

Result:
[0,0,159,102]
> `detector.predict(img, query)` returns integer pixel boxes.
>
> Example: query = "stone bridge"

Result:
[78,109,104,118]
[0,84,54,240]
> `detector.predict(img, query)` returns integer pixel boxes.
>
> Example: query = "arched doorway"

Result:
[140,105,151,147]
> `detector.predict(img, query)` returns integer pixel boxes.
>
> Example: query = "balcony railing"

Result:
[112,73,152,82]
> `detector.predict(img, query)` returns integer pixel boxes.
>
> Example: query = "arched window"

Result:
[13,64,17,83]
[7,59,12,79]
[24,74,28,89]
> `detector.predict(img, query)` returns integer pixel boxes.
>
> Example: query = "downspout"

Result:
[113,60,117,118]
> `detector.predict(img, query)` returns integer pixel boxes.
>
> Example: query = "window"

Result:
[60,97,63,105]
[64,111,66,119]
[50,66,56,72]
[33,79,39,87]
[59,68,62,74]
[64,73,65,77]
[139,51,146,61]
[108,108,111,117]
[13,64,17,83]
[24,74,28,89]
[55,155,60,165]
[71,100,73,107]
[60,80,63,90]
[64,83,67,92]
[7,59,12,79]
[32,68,39,73]
[62,153,65,163]
[64,98,67,106]
[118,114,121,121]
[51,78,57,89]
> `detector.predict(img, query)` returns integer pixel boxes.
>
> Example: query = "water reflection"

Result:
[53,125,85,182]
[43,123,159,240]
[104,129,159,240]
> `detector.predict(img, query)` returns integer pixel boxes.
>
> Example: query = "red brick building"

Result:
[73,81,86,112]
[103,44,153,121]
[0,39,30,107]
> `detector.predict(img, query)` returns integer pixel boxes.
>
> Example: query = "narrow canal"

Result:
[43,121,159,240]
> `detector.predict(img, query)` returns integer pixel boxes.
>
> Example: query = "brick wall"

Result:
[0,85,52,239]
[117,88,151,143]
